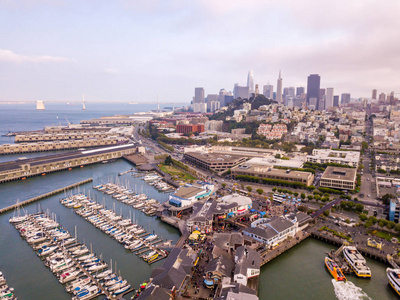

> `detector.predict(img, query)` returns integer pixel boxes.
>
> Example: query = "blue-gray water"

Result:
[0,103,398,300]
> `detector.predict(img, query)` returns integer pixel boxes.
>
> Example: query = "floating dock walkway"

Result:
[0,178,93,215]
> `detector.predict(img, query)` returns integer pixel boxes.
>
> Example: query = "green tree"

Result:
[395,223,400,232]
[307,195,313,201]
[256,188,264,195]
[359,214,368,222]
[355,204,364,213]
[368,216,378,224]
[164,155,173,166]
[272,187,277,192]
[221,183,226,189]
[382,193,396,205]
[277,188,283,193]
[323,210,330,217]
[294,192,299,197]
[301,193,306,200]
[246,186,253,193]
[345,218,350,224]
[378,221,384,228]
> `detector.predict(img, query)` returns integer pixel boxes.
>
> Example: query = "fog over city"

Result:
[1,0,399,102]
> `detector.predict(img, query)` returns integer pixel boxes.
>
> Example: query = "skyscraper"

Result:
[296,87,305,97]
[276,70,283,103]
[306,74,321,109]
[192,87,206,113]
[372,89,377,100]
[247,71,254,93]
[233,84,250,99]
[333,95,339,107]
[194,87,205,104]
[263,84,273,99]
[341,93,351,105]
[326,88,334,110]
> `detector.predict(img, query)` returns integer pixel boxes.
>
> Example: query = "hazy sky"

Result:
[1,0,399,103]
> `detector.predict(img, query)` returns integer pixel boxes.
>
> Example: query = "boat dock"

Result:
[11,212,133,299]
[0,178,93,215]
[60,193,169,263]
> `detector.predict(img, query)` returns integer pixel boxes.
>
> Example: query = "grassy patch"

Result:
[160,164,197,181]
[319,226,353,242]
[369,230,395,242]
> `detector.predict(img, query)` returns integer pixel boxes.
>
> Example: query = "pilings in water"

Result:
[0,178,93,215]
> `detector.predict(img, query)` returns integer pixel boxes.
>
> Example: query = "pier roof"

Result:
[0,144,136,172]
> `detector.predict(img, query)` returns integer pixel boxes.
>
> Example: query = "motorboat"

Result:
[325,257,346,281]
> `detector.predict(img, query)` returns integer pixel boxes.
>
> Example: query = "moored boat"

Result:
[343,246,371,278]
[325,257,346,281]
[387,268,400,296]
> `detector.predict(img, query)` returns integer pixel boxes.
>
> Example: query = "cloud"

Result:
[0,49,75,64]
[104,68,118,75]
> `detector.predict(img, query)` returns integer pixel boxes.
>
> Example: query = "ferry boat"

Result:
[387,268,400,296]
[325,257,346,281]
[343,246,371,278]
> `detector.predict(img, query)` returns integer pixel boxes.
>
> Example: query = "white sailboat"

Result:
[82,93,86,110]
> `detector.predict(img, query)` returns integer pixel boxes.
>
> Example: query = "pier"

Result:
[0,178,93,215]
[260,231,311,266]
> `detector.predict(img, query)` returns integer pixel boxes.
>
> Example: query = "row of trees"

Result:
[235,175,308,189]
[359,214,400,231]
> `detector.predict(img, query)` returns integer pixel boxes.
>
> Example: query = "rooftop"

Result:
[321,166,357,181]
[185,151,246,164]
[173,186,204,199]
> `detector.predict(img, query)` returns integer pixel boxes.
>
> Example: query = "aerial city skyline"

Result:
[191,70,395,113]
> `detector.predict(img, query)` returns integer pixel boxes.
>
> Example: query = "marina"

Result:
[0,269,17,300]
[10,211,133,299]
[60,193,169,263]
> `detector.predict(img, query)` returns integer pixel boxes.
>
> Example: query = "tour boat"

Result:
[343,246,371,278]
[325,257,346,281]
[387,268,400,296]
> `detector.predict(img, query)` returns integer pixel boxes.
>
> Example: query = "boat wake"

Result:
[332,279,371,300]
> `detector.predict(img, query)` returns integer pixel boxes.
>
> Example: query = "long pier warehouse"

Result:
[0,144,137,183]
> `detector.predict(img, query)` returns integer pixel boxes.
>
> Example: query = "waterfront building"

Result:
[276,71,283,103]
[138,247,197,300]
[0,137,127,155]
[0,144,137,183]
[306,149,360,167]
[243,216,297,247]
[187,194,252,233]
[234,246,261,287]
[306,74,321,110]
[168,181,214,208]
[319,166,357,190]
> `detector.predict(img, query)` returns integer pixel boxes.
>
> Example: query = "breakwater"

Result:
[0,178,93,214]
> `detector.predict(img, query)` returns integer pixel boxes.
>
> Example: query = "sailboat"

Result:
[82,93,86,110]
